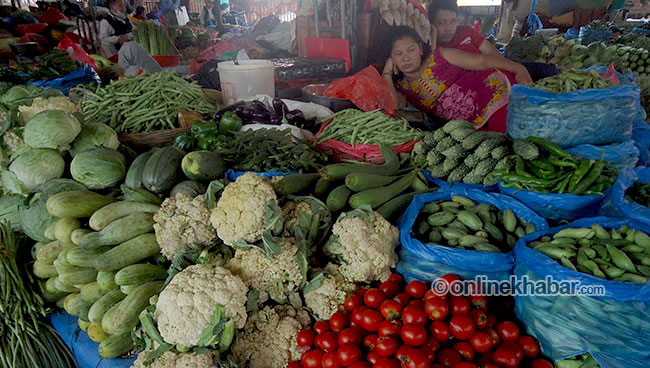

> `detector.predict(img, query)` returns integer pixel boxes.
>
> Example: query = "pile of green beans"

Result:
[315,109,423,147]
[533,70,616,93]
[0,221,76,368]
[79,71,216,134]
[528,224,650,284]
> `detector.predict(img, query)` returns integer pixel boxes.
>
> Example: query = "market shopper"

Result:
[383,26,532,132]
[201,0,222,30]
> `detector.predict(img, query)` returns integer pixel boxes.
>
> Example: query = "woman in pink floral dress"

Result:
[383,26,532,132]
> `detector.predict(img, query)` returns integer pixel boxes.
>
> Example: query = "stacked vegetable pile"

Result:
[532,70,617,93]
[294,273,554,368]
[411,195,537,253]
[412,120,510,186]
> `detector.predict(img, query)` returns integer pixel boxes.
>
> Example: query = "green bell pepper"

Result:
[173,132,195,151]
[219,111,243,134]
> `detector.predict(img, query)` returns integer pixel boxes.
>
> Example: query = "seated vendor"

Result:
[99,0,162,76]
[201,0,222,30]
[383,26,532,132]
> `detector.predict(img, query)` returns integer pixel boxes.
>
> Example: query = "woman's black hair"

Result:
[388,25,430,57]
[427,0,458,21]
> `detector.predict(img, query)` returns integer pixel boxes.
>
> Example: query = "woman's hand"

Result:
[383,58,398,76]
[515,65,533,85]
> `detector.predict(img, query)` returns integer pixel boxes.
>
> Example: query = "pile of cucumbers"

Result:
[411,195,537,253]
[31,191,167,358]
[528,224,650,284]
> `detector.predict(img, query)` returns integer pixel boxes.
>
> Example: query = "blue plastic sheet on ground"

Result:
[48,310,136,368]
[633,122,650,166]
[225,169,297,181]
[506,84,638,147]
[566,140,639,169]
[396,188,547,283]
[422,170,498,192]
[600,168,650,226]
[498,181,610,223]
[26,65,100,96]
[514,217,650,368]
[579,27,612,45]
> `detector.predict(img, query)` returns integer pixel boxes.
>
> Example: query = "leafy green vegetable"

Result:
[8,148,65,192]
[70,147,126,189]
[23,110,81,150]
[69,123,120,157]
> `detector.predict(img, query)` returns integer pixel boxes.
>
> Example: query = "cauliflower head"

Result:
[155,264,248,347]
[2,129,23,157]
[226,238,304,304]
[131,350,217,368]
[229,305,311,368]
[18,96,79,124]
[325,210,399,283]
[210,173,277,245]
[304,263,357,320]
[154,193,217,260]
[281,200,312,237]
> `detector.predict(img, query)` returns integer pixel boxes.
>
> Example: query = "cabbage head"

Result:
[0,86,30,109]
[8,148,65,192]
[70,147,125,189]
[70,123,120,157]
[23,110,81,150]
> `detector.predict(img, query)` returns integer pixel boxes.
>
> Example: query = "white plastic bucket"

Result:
[217,60,275,105]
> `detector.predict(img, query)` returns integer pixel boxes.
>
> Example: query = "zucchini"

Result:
[120,284,139,294]
[71,229,91,245]
[53,257,85,275]
[39,280,67,303]
[121,186,162,205]
[79,303,92,320]
[98,333,134,359]
[81,282,108,304]
[142,146,185,193]
[96,271,118,291]
[89,201,160,231]
[46,191,117,219]
[104,281,163,335]
[320,145,400,181]
[125,151,154,189]
[326,185,352,212]
[59,268,98,285]
[45,277,60,294]
[377,192,418,220]
[33,260,58,279]
[78,319,91,332]
[31,241,46,260]
[345,173,399,192]
[37,240,62,265]
[114,264,168,286]
[44,221,58,241]
[314,178,332,196]
[89,289,125,323]
[56,296,66,309]
[67,247,106,268]
[349,171,416,209]
[95,233,161,271]
[64,293,92,316]
[275,173,321,196]
[54,218,81,243]
[87,322,108,343]
[79,212,155,250]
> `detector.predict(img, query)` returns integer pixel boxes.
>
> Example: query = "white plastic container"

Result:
[217,60,275,105]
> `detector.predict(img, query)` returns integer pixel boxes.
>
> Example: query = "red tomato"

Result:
[481,364,499,368]
[467,295,487,310]
[395,345,412,362]
[349,362,371,368]
[356,289,368,297]
[318,332,339,352]
[364,334,378,352]
[402,306,427,325]
[378,319,403,338]
[388,273,404,285]
[453,363,477,368]
[302,350,324,368]
[491,348,519,368]
[452,342,474,361]
[380,281,401,298]
[437,348,462,368]
[424,298,449,321]
[400,324,428,347]
[352,307,370,328]
[361,309,384,332]
[372,357,401,368]
[402,348,431,368]
[339,328,363,346]
[288,362,302,368]
[432,365,445,368]
[486,315,497,328]
[394,293,412,306]
[424,289,444,301]
[496,322,520,342]
[314,321,331,335]
[430,320,451,342]
[440,274,461,287]
[337,343,362,367]
[365,289,387,309]
[298,329,317,347]
[405,280,428,299]
[500,341,524,362]
[420,337,439,362]
[345,295,364,312]
[516,335,540,358]
[330,312,350,333]
[469,331,493,353]
[322,351,343,368]
[367,350,380,365]
[375,336,399,357]
[530,359,554,368]
[407,299,424,309]
[380,300,402,320]
[449,296,470,316]
[483,328,500,346]
[470,309,488,329]
[449,316,476,341]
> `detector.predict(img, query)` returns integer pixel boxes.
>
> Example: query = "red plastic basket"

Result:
[152,54,181,67]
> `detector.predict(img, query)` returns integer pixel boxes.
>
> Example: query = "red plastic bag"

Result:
[39,7,67,25]
[314,119,418,164]
[603,63,621,84]
[58,35,98,72]
[323,66,395,115]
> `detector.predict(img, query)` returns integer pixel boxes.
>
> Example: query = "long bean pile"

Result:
[0,221,76,368]
[315,109,423,146]
[79,71,216,134]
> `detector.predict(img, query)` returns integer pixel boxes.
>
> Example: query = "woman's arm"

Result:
[440,47,532,85]
[382,58,407,109]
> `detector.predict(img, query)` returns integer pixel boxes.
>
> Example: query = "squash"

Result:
[114,263,168,286]
[98,333,134,359]
[46,191,117,219]
[142,146,185,193]
[95,233,161,271]
[170,180,206,197]
[88,289,125,323]
[181,150,226,181]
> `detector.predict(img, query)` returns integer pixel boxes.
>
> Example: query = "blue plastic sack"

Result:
[565,28,579,40]
[579,27,612,45]
[48,311,136,368]
[600,168,650,226]
[633,122,650,166]
[224,169,297,181]
[632,28,650,36]
[422,170,497,192]
[506,84,639,147]
[27,65,100,96]
[498,181,610,223]
[566,140,639,169]
[583,65,635,84]
[396,187,548,283]
[514,217,650,368]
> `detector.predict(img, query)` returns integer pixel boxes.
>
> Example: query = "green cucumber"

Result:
[345,173,399,192]
[326,185,352,212]
[348,171,416,209]
[79,212,154,250]
[275,173,321,196]
[89,200,160,231]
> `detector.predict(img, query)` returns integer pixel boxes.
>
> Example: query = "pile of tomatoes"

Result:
[291,273,554,368]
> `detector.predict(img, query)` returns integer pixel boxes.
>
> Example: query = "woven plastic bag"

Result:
[600,168,650,226]
[506,84,639,147]
[396,187,548,283]
[514,217,650,368]
[323,66,395,115]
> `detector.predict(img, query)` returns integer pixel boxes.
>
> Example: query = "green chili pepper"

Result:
[219,111,243,134]
[528,137,571,158]
[571,160,606,195]
[513,156,534,178]
[530,158,555,171]
[548,155,578,168]
[172,132,195,151]
[500,173,564,189]
[529,166,556,179]
[568,159,593,193]
[553,174,572,193]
